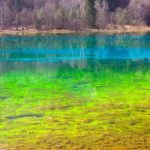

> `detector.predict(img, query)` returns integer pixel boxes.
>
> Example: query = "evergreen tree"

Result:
[86,0,96,27]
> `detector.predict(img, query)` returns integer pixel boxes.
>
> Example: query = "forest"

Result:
[0,0,150,30]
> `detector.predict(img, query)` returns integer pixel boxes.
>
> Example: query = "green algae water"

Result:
[1,33,150,149]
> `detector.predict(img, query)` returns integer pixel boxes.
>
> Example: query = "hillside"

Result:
[0,0,150,30]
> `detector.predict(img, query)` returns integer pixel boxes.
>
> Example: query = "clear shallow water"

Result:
[0,33,150,149]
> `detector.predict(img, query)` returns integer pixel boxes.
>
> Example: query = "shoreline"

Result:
[0,26,150,35]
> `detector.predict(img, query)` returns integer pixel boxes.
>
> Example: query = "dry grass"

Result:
[0,26,150,35]
[89,26,150,34]
[0,29,75,35]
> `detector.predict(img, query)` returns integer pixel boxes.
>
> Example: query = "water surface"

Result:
[0,33,150,149]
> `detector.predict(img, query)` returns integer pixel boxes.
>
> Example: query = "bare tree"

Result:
[0,0,150,30]
[95,0,109,29]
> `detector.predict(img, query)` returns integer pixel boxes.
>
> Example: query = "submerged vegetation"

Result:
[1,59,150,149]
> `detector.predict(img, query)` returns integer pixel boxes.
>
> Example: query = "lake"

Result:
[0,33,150,149]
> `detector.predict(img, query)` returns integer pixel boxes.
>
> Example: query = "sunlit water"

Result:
[0,33,150,149]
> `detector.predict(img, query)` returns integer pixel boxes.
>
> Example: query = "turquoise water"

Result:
[0,33,150,149]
